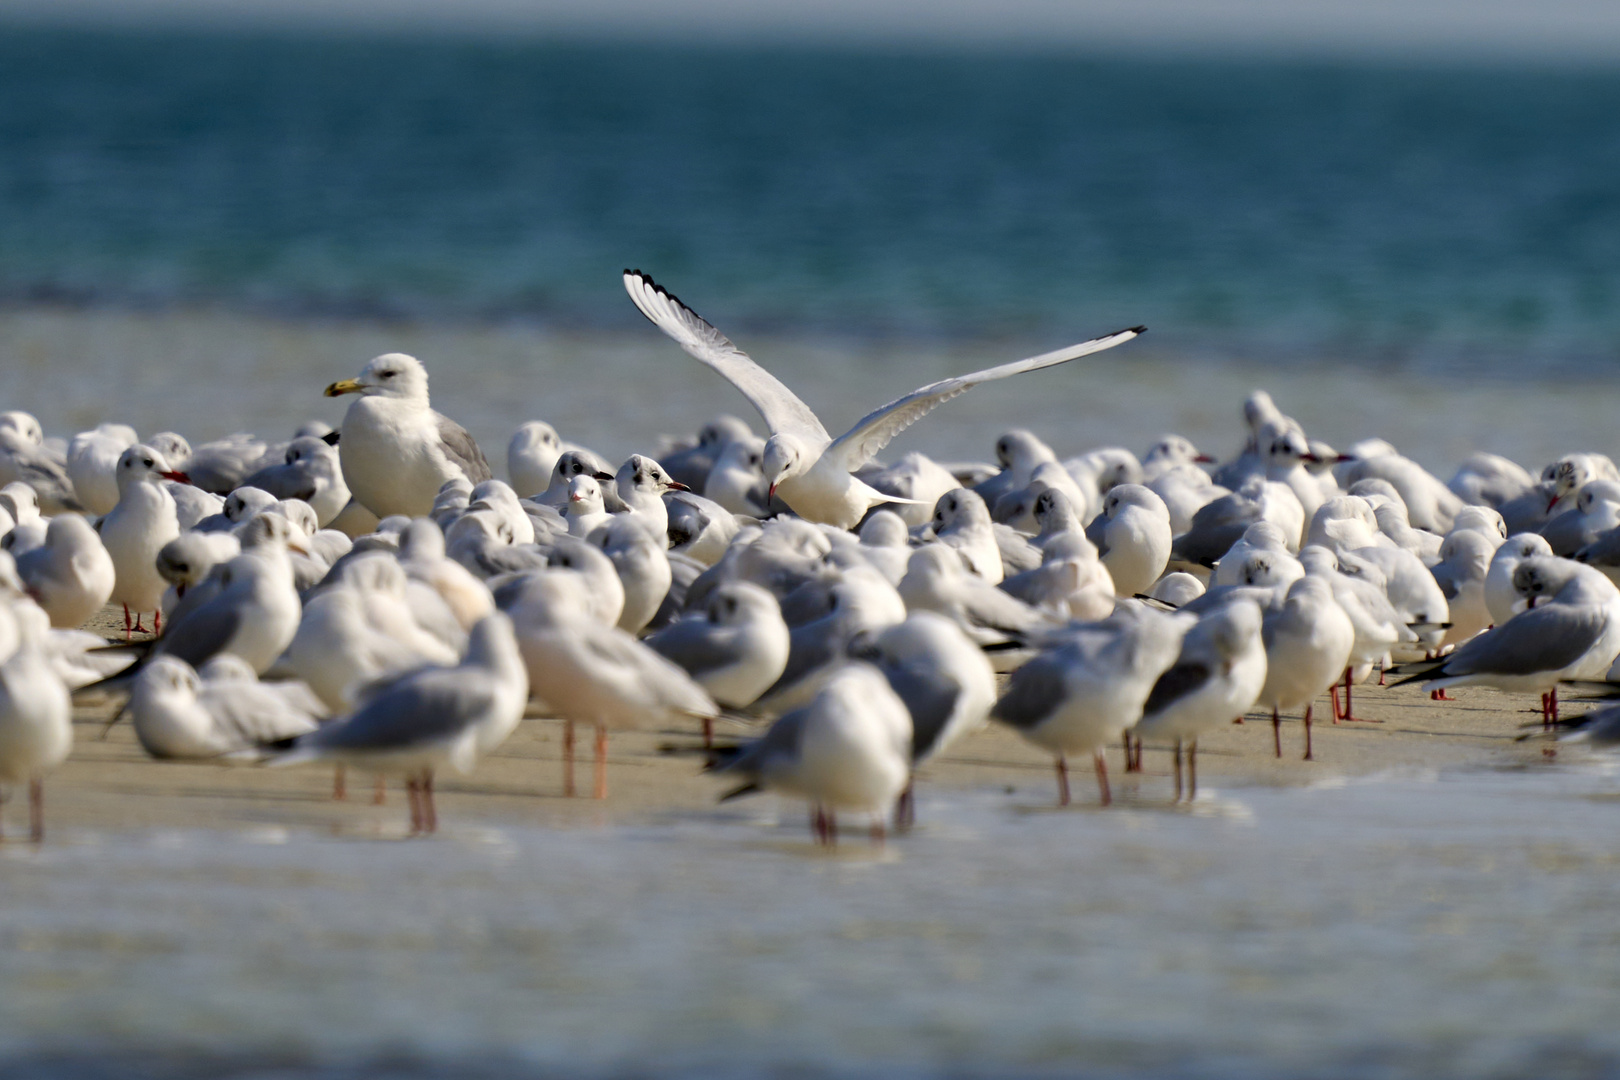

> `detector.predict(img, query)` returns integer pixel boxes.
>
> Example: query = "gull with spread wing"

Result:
[624,270,1144,529]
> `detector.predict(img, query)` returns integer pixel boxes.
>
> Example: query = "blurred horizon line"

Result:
[4,1,1620,68]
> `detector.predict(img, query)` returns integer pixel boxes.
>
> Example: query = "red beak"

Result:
[160,470,192,485]
[768,483,778,500]
[1548,495,1561,512]
[1299,453,1321,463]
[1193,454,1215,464]
[666,480,691,492]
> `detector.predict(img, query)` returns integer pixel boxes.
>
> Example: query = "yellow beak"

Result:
[324,378,363,397]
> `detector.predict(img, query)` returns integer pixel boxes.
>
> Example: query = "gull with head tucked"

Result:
[624,270,1143,530]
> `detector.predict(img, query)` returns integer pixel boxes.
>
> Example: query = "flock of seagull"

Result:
[0,269,1617,844]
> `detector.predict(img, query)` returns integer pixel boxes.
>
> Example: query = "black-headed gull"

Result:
[624,270,1142,529]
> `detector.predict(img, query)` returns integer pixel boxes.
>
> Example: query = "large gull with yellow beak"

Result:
[324,352,492,519]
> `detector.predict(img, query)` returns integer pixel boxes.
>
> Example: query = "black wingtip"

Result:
[322,430,341,446]
[1129,325,1147,334]
[1388,671,1434,689]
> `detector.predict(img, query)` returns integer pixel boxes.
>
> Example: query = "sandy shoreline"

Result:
[31,604,1565,842]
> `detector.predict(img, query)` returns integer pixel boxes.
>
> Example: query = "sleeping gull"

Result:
[324,352,493,518]
[127,654,322,760]
[15,513,115,629]
[624,270,1142,529]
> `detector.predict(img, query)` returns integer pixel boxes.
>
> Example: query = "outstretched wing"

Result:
[824,327,1145,472]
[623,270,830,444]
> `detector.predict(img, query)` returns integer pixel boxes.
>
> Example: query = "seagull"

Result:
[507,420,565,499]
[324,352,493,518]
[1084,483,1172,597]
[239,435,352,528]
[589,515,673,634]
[1134,599,1268,800]
[646,579,791,714]
[268,612,528,835]
[563,475,611,538]
[624,270,1143,529]
[0,602,72,842]
[127,654,322,760]
[15,513,115,629]
[710,662,912,846]
[1255,576,1354,760]
[1396,556,1620,723]
[99,444,187,636]
[991,605,1191,806]
[855,611,997,826]
[66,422,138,517]
[499,570,717,798]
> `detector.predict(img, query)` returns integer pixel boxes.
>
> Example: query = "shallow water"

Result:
[4,762,1620,1078]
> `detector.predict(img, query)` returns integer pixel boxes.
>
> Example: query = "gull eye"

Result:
[381,370,396,379]
[143,458,154,467]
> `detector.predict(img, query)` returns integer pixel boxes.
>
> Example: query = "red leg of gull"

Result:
[405,776,422,836]
[1188,742,1198,801]
[1173,740,1183,802]
[1094,750,1112,808]
[562,720,575,798]
[1550,687,1559,726]
[1123,733,1138,773]
[332,765,347,801]
[422,772,437,834]
[894,779,915,831]
[1272,709,1282,759]
[1054,755,1071,807]
[1541,692,1551,731]
[123,604,132,642]
[1303,705,1315,762]
[154,609,161,636]
[594,724,609,800]
[29,777,44,844]
[1378,661,1386,687]
[1330,681,1343,723]
[702,715,713,750]
[1341,669,1382,722]
[1430,689,1452,701]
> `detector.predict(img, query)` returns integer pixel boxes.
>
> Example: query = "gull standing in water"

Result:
[624,270,1143,529]
[324,353,492,518]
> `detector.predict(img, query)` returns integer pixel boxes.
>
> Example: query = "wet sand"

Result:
[43,607,1561,841]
